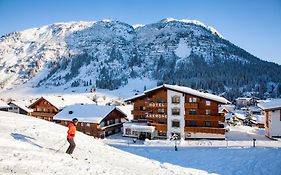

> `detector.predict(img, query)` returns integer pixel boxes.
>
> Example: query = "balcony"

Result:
[185,127,225,135]
[185,103,198,109]
[29,111,56,117]
[131,110,146,115]
[185,115,225,122]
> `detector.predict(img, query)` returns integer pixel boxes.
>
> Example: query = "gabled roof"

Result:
[29,95,95,110]
[9,101,33,113]
[257,99,281,111]
[54,104,127,123]
[125,84,230,104]
[0,100,9,108]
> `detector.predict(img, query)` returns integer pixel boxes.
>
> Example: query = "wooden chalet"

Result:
[28,95,95,121]
[54,104,127,138]
[124,84,230,140]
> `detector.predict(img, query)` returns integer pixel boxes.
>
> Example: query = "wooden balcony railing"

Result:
[185,103,199,109]
[29,111,56,117]
[131,110,146,115]
[185,127,225,134]
[185,115,225,121]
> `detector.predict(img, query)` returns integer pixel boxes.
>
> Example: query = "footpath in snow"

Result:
[0,111,212,175]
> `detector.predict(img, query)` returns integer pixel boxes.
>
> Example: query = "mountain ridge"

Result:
[0,18,281,100]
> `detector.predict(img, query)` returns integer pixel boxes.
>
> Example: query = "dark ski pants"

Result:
[66,138,76,154]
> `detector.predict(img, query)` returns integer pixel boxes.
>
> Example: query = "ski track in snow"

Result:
[0,111,212,175]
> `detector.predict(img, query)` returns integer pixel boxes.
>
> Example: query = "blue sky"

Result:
[0,0,280,64]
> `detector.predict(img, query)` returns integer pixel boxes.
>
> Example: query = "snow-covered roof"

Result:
[9,101,33,113]
[225,113,234,120]
[236,97,252,101]
[219,105,235,113]
[234,110,246,120]
[251,115,265,124]
[126,84,230,104]
[116,105,133,121]
[30,95,95,110]
[0,100,9,108]
[123,122,155,133]
[54,104,119,123]
[257,99,281,111]
[248,106,261,112]
[124,93,146,102]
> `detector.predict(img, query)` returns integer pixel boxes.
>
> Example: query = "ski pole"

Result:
[55,140,67,153]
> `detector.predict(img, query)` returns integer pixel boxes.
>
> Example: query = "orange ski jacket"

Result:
[67,122,76,139]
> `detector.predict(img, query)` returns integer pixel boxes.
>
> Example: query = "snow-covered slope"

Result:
[0,18,281,100]
[0,111,212,175]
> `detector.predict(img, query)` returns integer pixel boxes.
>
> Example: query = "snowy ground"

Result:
[103,127,281,175]
[0,111,213,175]
[103,126,281,148]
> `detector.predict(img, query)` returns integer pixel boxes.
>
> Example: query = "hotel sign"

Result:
[146,114,167,118]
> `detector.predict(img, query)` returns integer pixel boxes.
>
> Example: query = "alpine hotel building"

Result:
[124,84,230,140]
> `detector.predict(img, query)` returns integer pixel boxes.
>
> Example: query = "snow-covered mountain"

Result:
[1,18,281,100]
[0,111,212,175]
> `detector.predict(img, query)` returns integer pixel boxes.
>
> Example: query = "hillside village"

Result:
[1,84,281,142]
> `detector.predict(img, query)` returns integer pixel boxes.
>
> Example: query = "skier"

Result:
[66,118,78,154]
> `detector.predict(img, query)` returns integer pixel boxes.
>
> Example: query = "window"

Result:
[158,108,165,114]
[139,115,146,119]
[172,121,180,127]
[206,109,211,115]
[132,131,138,136]
[100,122,104,127]
[172,96,180,104]
[172,108,180,115]
[189,109,197,115]
[125,128,131,135]
[140,106,146,111]
[158,131,167,137]
[81,122,84,127]
[189,97,197,103]
[86,123,91,127]
[205,122,211,127]
[189,121,197,127]
[206,100,211,106]
[115,118,119,123]
[157,97,165,103]
[108,120,115,125]
[158,119,166,124]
